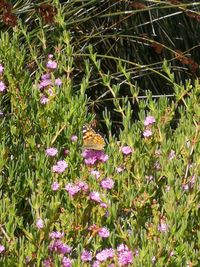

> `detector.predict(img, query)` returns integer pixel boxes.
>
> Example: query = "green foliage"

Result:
[0,1,199,266]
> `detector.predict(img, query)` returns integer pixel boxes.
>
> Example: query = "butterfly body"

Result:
[83,125,105,151]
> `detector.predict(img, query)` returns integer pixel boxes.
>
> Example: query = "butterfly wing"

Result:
[83,125,105,150]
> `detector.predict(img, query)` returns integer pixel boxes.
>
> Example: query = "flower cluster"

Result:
[0,64,6,93]
[82,149,109,165]
[91,244,134,266]
[43,231,72,267]
[38,55,62,104]
[52,160,68,173]
[143,115,155,138]
[65,181,89,197]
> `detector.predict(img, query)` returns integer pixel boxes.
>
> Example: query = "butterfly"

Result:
[82,125,105,151]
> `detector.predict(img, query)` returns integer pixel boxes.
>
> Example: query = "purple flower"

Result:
[0,64,4,74]
[77,181,89,192]
[39,79,52,89]
[92,261,100,267]
[55,78,62,86]
[0,81,6,92]
[49,240,71,254]
[51,181,60,191]
[182,183,189,191]
[96,248,115,262]
[165,185,170,192]
[100,202,108,208]
[46,147,58,157]
[82,149,109,165]
[158,222,168,233]
[154,161,161,170]
[144,116,155,126]
[40,95,49,104]
[48,88,54,96]
[41,73,51,80]
[155,149,161,156]
[52,160,68,173]
[81,250,92,262]
[0,245,5,253]
[49,231,64,239]
[190,175,196,186]
[116,167,124,173]
[146,175,154,182]
[121,146,132,155]
[118,250,133,266]
[117,244,129,252]
[46,60,57,70]
[71,135,78,142]
[44,258,53,267]
[134,249,139,257]
[168,150,175,160]
[143,129,153,137]
[36,218,44,229]
[100,178,114,190]
[89,191,102,203]
[62,257,72,267]
[90,170,100,179]
[98,227,110,238]
[65,183,81,197]
[63,149,69,156]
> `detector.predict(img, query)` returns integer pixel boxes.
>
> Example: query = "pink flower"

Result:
[90,170,101,179]
[40,95,49,104]
[92,260,100,267]
[46,147,58,157]
[36,218,44,229]
[116,167,124,173]
[46,60,57,70]
[41,73,51,80]
[39,79,52,89]
[82,149,109,165]
[143,129,153,137]
[52,160,68,173]
[96,248,115,262]
[89,191,102,203]
[144,116,155,126]
[65,183,81,197]
[158,222,168,233]
[168,150,175,160]
[98,227,110,238]
[117,244,129,252]
[49,240,71,254]
[55,78,62,86]
[44,258,53,267]
[121,146,132,155]
[71,135,78,142]
[118,250,133,266]
[100,202,108,208]
[81,250,92,262]
[62,257,72,267]
[146,175,154,182]
[100,178,114,190]
[0,245,5,253]
[0,64,4,74]
[49,231,64,239]
[76,181,89,192]
[0,81,6,92]
[51,181,60,191]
